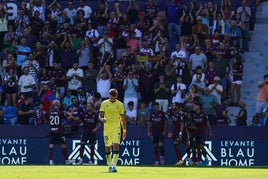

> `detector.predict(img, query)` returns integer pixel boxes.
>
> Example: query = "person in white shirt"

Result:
[96,64,112,99]
[18,67,36,95]
[170,75,186,104]
[97,32,113,60]
[30,0,46,21]
[208,76,223,104]
[63,1,77,25]
[170,43,186,60]
[66,62,84,91]
[77,0,92,20]
[125,101,137,125]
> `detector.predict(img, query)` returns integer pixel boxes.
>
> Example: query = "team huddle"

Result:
[148,101,213,166]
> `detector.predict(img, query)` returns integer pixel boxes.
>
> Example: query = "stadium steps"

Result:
[240,1,268,124]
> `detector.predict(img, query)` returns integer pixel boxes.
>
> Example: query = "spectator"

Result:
[137,100,150,125]
[208,76,223,104]
[230,56,243,106]
[15,37,31,72]
[215,97,231,126]
[231,100,247,126]
[184,84,200,112]
[3,52,18,74]
[45,41,58,69]
[30,10,44,39]
[200,87,218,125]
[126,0,139,24]
[77,0,92,20]
[39,82,54,114]
[96,64,112,100]
[226,20,242,48]
[4,69,18,106]
[87,92,102,113]
[63,1,77,25]
[125,101,137,125]
[18,67,36,97]
[49,61,66,99]
[205,61,218,86]
[192,16,209,46]
[30,0,46,22]
[250,115,261,126]
[170,75,186,104]
[62,88,77,109]
[34,102,48,125]
[123,71,139,111]
[83,61,98,96]
[166,0,182,51]
[188,45,207,77]
[66,62,84,94]
[60,35,76,70]
[22,52,40,83]
[14,8,30,37]
[255,74,268,117]
[237,0,251,52]
[77,39,91,69]
[154,75,170,112]
[18,96,35,125]
[139,63,156,104]
[180,9,194,37]
[212,13,225,36]
[189,73,206,94]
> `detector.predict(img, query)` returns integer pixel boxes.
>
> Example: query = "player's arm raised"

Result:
[120,114,127,140]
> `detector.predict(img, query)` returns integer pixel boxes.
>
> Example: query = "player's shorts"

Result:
[49,132,66,145]
[103,126,121,146]
[152,134,165,144]
[81,132,96,145]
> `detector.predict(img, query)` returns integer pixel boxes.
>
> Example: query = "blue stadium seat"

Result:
[4,106,18,125]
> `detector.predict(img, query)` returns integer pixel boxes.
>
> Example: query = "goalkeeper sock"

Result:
[113,151,119,167]
[106,151,112,166]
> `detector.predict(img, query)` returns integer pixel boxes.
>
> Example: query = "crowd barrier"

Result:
[0,125,267,166]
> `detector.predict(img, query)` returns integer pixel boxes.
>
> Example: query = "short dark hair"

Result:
[128,101,134,106]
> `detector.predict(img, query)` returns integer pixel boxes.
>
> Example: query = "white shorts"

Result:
[232,80,243,85]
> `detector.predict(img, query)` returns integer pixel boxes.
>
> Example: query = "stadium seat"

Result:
[4,106,18,125]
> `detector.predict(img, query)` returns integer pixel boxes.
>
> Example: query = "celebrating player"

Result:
[172,102,192,166]
[78,103,101,165]
[191,102,213,166]
[48,100,74,165]
[99,89,127,173]
[148,102,167,165]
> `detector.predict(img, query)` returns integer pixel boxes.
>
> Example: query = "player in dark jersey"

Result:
[148,102,167,165]
[48,100,74,165]
[191,102,213,166]
[172,102,192,166]
[78,103,101,165]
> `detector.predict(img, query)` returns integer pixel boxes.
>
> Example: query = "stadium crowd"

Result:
[0,0,265,129]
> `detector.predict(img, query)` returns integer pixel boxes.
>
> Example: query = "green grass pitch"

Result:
[0,166,268,179]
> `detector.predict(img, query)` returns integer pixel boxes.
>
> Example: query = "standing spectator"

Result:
[39,82,54,115]
[83,61,98,96]
[97,32,113,62]
[126,0,139,24]
[208,76,223,104]
[170,43,186,61]
[99,89,127,173]
[49,61,66,99]
[0,3,8,50]
[15,37,31,72]
[123,71,139,111]
[231,100,247,126]
[18,96,35,125]
[63,1,77,25]
[205,61,218,86]
[200,87,218,125]
[125,101,137,125]
[192,16,209,46]
[237,0,251,52]
[148,102,167,165]
[60,35,76,70]
[144,0,159,19]
[66,62,84,93]
[30,10,44,39]
[30,0,46,22]
[87,92,102,113]
[215,97,231,125]
[96,64,112,100]
[85,23,100,59]
[188,45,207,77]
[34,102,47,125]
[78,103,101,165]
[77,39,91,69]
[184,84,200,112]
[255,74,268,117]
[171,75,186,104]
[154,75,170,113]
[230,56,243,106]
[77,0,92,20]
[18,67,36,97]
[213,52,230,97]
[22,52,40,83]
[62,89,77,109]
[4,69,18,106]
[45,41,58,69]
[48,100,75,165]
[166,0,182,51]
[137,100,150,125]
[189,73,206,94]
